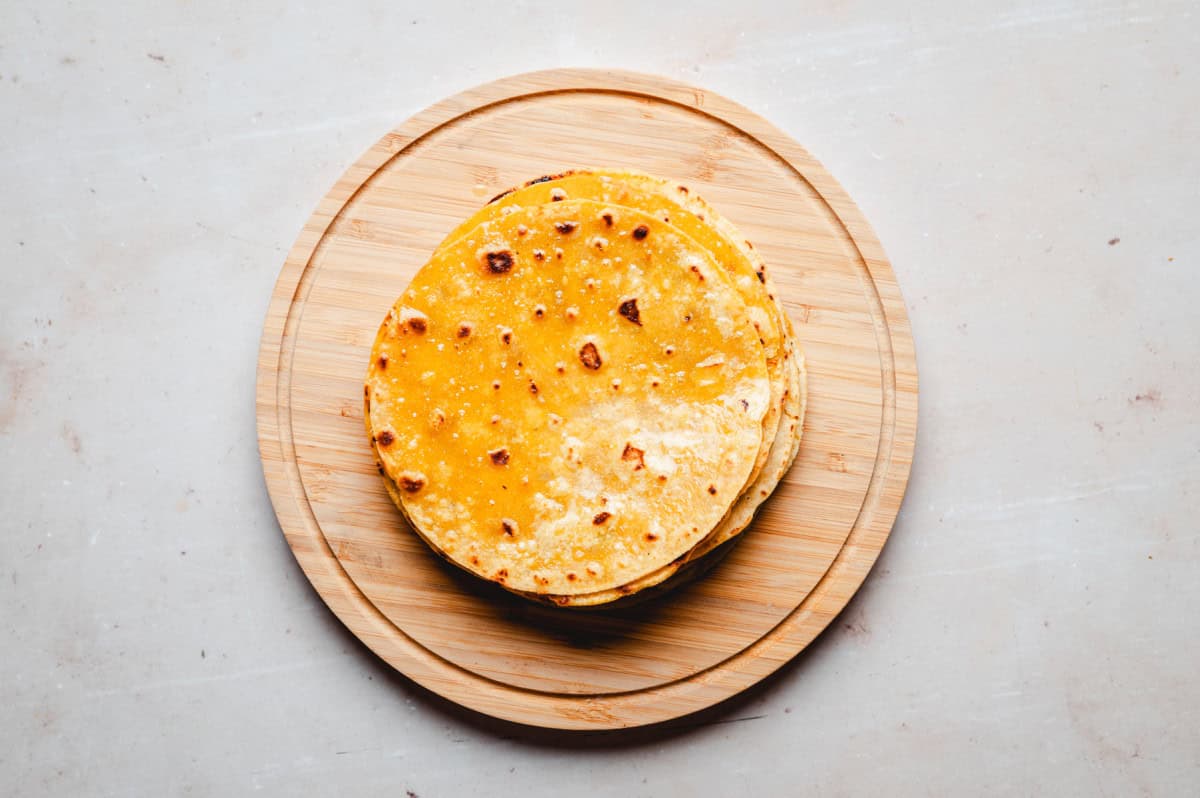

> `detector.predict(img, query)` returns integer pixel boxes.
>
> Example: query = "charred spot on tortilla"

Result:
[485,250,514,274]
[488,186,516,203]
[528,173,567,186]
[397,472,425,493]
[579,341,602,369]
[622,443,646,470]
[618,298,642,326]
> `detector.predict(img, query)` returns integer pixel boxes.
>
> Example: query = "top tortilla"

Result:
[365,199,770,595]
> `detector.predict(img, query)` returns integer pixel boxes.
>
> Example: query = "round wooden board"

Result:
[256,69,917,730]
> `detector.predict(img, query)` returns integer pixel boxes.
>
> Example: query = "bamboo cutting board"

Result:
[256,69,917,729]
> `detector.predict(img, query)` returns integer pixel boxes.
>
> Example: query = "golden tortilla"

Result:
[365,199,770,596]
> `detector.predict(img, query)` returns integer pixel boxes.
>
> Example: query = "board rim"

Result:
[255,67,918,730]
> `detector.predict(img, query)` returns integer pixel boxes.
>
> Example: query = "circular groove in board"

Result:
[256,68,917,729]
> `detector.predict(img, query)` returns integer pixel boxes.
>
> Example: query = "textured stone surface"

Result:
[2,1,1197,794]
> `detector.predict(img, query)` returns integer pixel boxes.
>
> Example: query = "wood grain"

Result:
[256,68,917,729]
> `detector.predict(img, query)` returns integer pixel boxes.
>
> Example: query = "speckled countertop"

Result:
[2,1,1197,794]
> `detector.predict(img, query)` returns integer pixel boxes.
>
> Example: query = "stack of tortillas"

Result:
[365,170,806,607]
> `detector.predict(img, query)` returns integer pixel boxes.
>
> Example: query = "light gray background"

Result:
[3,1,1197,795]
